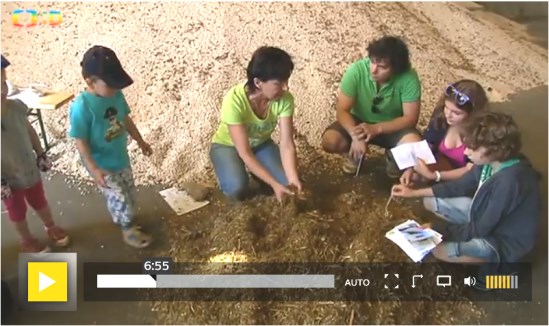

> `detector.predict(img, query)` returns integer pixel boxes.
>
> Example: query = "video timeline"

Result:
[83,261,532,302]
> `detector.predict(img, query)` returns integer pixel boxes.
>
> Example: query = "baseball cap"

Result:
[81,45,133,89]
[1,55,10,69]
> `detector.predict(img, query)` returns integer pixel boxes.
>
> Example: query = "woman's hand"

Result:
[272,183,294,202]
[413,158,437,181]
[391,184,415,198]
[399,168,415,186]
[288,177,303,193]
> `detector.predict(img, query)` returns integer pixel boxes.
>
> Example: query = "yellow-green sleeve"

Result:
[278,92,295,118]
[220,91,244,125]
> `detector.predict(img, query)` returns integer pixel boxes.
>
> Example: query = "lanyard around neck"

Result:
[479,159,520,183]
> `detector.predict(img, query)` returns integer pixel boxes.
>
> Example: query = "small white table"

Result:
[9,91,74,150]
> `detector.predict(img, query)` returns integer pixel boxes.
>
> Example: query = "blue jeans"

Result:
[424,197,499,262]
[210,140,288,200]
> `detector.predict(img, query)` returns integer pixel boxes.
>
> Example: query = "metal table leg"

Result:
[35,109,49,150]
[27,108,49,151]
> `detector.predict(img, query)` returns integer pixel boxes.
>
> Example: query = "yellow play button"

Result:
[27,262,68,302]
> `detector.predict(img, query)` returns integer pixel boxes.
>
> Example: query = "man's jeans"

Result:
[210,139,288,200]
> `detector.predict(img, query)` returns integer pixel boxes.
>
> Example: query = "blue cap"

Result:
[1,55,10,69]
[80,45,133,89]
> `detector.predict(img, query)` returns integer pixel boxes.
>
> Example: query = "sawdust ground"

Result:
[1,1,547,188]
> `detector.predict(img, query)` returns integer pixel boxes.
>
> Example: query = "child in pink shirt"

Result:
[408,80,489,184]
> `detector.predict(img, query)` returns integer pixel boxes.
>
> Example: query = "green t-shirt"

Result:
[339,57,421,124]
[212,83,295,147]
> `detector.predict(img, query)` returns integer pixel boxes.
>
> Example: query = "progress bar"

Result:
[97,274,335,289]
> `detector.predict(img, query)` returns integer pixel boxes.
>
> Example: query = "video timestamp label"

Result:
[142,257,173,275]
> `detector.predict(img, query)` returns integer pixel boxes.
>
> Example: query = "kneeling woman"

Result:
[210,46,302,202]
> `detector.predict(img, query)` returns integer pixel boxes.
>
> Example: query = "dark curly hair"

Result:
[432,79,489,130]
[366,36,410,75]
[461,111,522,162]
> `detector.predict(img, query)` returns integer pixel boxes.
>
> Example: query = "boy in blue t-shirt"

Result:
[69,45,153,248]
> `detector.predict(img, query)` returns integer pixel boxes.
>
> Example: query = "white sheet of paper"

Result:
[390,140,437,170]
[8,89,42,107]
[159,187,209,216]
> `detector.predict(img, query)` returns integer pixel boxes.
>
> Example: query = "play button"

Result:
[38,272,56,292]
[27,260,69,303]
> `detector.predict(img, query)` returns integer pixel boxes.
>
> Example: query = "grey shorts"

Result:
[323,115,420,149]
[425,197,499,262]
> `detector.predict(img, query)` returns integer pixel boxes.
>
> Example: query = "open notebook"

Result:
[390,140,437,170]
[385,219,443,263]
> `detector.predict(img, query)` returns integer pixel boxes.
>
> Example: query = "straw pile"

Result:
[147,152,485,324]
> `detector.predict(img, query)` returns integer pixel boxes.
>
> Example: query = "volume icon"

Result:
[464,276,476,286]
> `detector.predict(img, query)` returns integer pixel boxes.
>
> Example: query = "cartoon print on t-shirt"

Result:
[104,107,124,142]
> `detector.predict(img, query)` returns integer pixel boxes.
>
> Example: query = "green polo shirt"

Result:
[339,57,421,124]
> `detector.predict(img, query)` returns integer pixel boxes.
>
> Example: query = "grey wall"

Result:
[479,2,548,20]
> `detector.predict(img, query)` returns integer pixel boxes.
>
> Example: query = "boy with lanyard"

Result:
[391,111,541,271]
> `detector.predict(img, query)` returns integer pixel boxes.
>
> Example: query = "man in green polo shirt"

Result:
[321,36,422,181]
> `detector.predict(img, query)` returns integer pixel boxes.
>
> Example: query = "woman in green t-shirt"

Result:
[210,46,302,202]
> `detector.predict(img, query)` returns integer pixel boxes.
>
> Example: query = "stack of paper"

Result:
[390,140,437,170]
[385,220,443,263]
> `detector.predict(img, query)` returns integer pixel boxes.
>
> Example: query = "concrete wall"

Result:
[479,2,548,20]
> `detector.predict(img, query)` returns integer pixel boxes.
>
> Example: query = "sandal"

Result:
[45,225,70,247]
[122,226,152,249]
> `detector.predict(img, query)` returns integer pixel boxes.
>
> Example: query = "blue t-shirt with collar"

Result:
[69,90,131,172]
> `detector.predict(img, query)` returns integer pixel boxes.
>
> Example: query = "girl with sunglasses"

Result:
[407,80,489,184]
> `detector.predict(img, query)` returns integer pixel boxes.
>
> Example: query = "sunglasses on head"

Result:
[445,85,471,106]
[372,95,383,113]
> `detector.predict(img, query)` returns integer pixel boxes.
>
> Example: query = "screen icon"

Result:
[19,253,77,311]
[436,275,452,287]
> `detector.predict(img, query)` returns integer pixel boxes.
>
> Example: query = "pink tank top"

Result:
[438,140,467,168]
